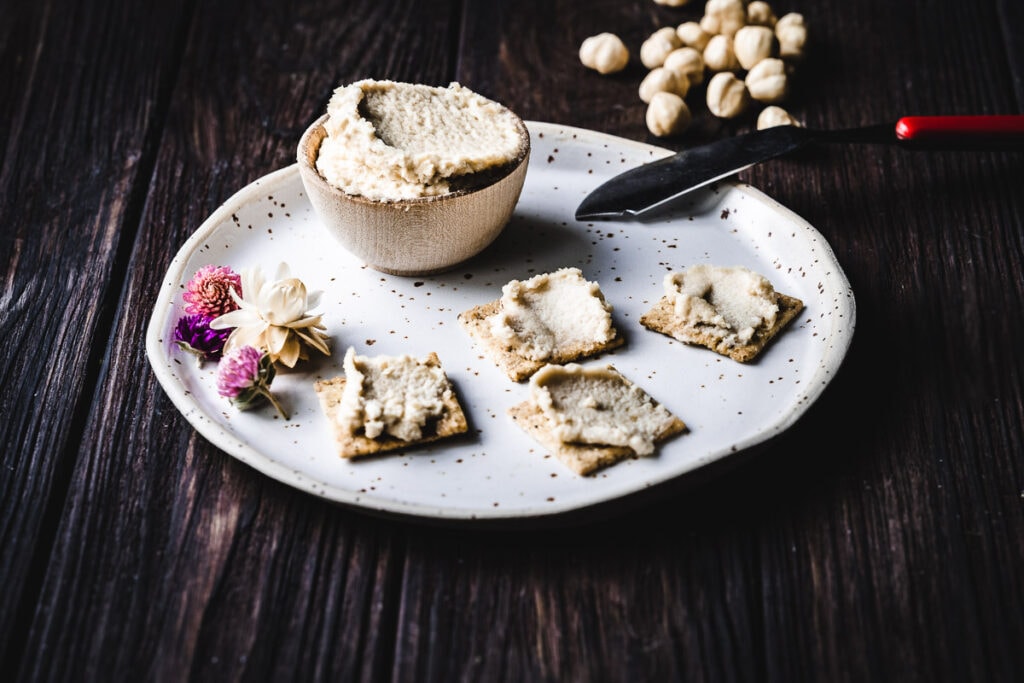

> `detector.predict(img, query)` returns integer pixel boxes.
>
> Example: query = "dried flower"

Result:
[216,345,288,419]
[184,265,242,317]
[173,314,230,363]
[210,263,330,368]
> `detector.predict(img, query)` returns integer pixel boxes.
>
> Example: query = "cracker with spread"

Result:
[508,363,687,475]
[640,265,804,363]
[314,348,468,458]
[458,268,624,382]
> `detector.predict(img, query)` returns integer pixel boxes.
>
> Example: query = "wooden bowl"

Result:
[297,114,530,276]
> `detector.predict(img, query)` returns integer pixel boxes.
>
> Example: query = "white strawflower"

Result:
[211,263,330,368]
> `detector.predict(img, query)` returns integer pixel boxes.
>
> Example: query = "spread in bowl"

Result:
[316,80,528,201]
[298,80,531,276]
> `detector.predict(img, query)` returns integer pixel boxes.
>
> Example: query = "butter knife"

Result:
[575,115,1024,221]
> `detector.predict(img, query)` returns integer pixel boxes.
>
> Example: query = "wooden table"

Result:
[3,0,1023,680]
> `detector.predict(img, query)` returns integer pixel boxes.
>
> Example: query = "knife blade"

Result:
[575,115,1024,221]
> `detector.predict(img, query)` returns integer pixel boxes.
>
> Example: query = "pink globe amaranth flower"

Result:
[216,345,264,398]
[184,265,242,317]
[216,346,288,419]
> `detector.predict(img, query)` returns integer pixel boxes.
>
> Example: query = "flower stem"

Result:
[257,386,290,420]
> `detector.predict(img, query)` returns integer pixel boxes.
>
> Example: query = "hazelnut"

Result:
[745,57,788,103]
[776,13,807,32]
[747,1,778,27]
[639,67,689,103]
[641,27,683,69]
[676,21,712,52]
[706,71,750,118]
[757,105,801,129]
[703,34,740,72]
[733,25,776,70]
[646,92,692,137]
[776,13,808,61]
[702,0,747,37]
[579,33,630,74]
[663,47,705,88]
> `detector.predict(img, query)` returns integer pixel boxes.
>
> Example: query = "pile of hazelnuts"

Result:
[579,0,808,137]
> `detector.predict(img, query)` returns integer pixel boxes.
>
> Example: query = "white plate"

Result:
[146,121,855,523]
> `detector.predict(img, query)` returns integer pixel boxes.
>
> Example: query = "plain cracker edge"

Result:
[458,298,625,382]
[313,361,468,459]
[507,401,687,476]
[640,292,804,363]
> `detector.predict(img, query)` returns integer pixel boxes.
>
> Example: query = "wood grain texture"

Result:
[1,0,1022,681]
[0,0,193,671]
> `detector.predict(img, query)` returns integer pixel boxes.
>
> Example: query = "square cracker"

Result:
[507,399,687,477]
[639,292,804,363]
[314,352,468,459]
[458,299,624,382]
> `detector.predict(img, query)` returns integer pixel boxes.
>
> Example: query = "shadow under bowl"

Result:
[297,114,531,277]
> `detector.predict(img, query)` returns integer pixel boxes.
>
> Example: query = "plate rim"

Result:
[145,120,856,524]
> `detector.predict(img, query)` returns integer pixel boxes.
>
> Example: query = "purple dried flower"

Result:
[184,265,242,317]
[216,346,288,419]
[174,314,231,363]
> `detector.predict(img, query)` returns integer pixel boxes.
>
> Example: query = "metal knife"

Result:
[575,115,1024,221]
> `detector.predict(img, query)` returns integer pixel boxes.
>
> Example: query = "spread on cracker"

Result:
[314,347,467,458]
[640,264,803,362]
[458,268,623,381]
[508,363,686,475]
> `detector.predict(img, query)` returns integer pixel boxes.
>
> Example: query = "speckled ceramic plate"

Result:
[146,121,855,524]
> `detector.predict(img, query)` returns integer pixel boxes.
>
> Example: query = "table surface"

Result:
[3,0,1023,680]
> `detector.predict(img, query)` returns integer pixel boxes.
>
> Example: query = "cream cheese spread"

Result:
[316,80,525,201]
[337,347,451,441]
[489,268,616,361]
[530,363,677,455]
[665,265,779,347]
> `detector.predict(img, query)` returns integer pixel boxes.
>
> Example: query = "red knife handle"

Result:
[895,115,1024,148]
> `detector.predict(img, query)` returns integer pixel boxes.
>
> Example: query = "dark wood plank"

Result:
[390,519,768,681]
[0,0,192,671]
[997,0,1024,105]
[13,0,459,681]
[741,1,1024,680]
